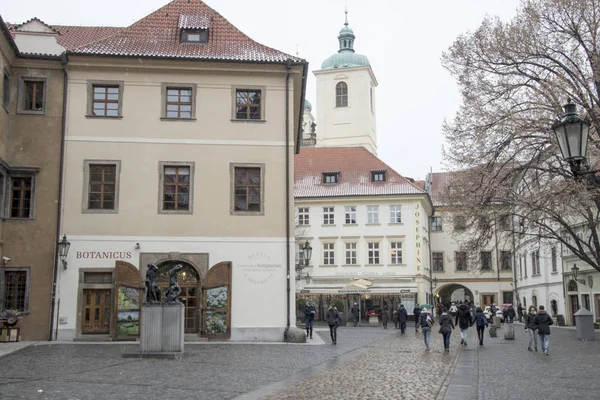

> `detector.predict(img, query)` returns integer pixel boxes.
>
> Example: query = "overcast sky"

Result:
[2,0,521,180]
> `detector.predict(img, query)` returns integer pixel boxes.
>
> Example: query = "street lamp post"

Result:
[571,264,586,285]
[57,235,71,270]
[553,100,593,178]
[296,241,312,283]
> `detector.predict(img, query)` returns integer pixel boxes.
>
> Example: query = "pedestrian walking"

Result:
[393,310,399,329]
[474,307,488,346]
[351,302,360,327]
[533,305,553,355]
[419,307,435,351]
[304,299,316,339]
[439,308,455,352]
[517,303,524,322]
[525,306,538,352]
[455,303,473,346]
[449,302,458,320]
[382,306,389,329]
[507,304,516,323]
[397,303,408,334]
[413,306,422,332]
[326,305,339,345]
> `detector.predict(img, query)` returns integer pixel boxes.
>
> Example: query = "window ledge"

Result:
[366,264,383,267]
[343,223,358,226]
[17,110,45,115]
[455,270,469,273]
[388,264,406,267]
[83,209,118,214]
[431,229,442,232]
[6,217,34,222]
[366,223,381,226]
[297,224,311,227]
[159,210,193,215]
[551,271,559,275]
[160,117,197,122]
[532,273,541,277]
[342,264,359,267]
[433,270,445,273]
[481,269,493,272]
[319,264,337,268]
[85,115,123,119]
[230,119,266,123]
[231,211,265,216]
[321,224,336,227]
[388,223,404,226]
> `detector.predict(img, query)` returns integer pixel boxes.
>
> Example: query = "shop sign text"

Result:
[76,251,132,259]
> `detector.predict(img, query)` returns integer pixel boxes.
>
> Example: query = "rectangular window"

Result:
[454,215,467,231]
[233,166,262,213]
[390,242,402,264]
[368,242,380,265]
[524,253,528,277]
[499,214,510,230]
[481,251,492,270]
[455,252,467,271]
[323,207,334,225]
[323,243,335,265]
[432,252,444,272]
[162,166,191,211]
[2,69,9,109]
[10,177,33,218]
[371,170,385,182]
[297,207,309,225]
[3,270,27,311]
[345,206,357,224]
[181,29,208,43]
[501,251,512,270]
[165,87,193,119]
[389,205,402,223]
[431,216,442,231]
[323,172,339,184]
[367,205,379,224]
[519,257,523,278]
[22,80,44,112]
[235,89,262,120]
[531,250,540,275]
[87,164,116,210]
[551,247,557,273]
[92,85,120,117]
[345,242,357,265]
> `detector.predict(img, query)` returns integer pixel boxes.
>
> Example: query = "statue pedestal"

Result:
[140,303,184,354]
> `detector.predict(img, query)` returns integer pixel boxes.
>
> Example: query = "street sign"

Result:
[300,289,310,294]
[400,289,411,294]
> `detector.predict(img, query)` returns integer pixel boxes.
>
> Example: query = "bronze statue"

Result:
[164,264,183,304]
[144,263,160,304]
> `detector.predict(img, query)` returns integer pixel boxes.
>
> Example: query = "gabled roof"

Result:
[12,17,58,34]
[6,23,123,51]
[428,171,455,206]
[295,147,427,198]
[68,0,303,63]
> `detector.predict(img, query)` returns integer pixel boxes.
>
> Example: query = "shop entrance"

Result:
[82,289,111,334]
[157,261,200,333]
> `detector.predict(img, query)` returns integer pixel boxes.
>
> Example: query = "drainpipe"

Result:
[48,54,68,341]
[283,59,292,341]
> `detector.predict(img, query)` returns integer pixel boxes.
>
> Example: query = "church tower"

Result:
[314,10,378,154]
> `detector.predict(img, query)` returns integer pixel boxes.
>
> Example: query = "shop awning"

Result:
[299,278,416,295]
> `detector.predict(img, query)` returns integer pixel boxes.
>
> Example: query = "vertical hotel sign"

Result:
[414,203,422,271]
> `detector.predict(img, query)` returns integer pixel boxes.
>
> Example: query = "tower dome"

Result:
[320,11,370,70]
[304,99,312,112]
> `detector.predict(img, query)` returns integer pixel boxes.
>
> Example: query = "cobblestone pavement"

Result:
[260,327,462,400]
[474,324,600,400]
[0,327,432,400]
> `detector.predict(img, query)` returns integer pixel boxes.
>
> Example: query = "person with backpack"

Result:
[419,307,435,351]
[525,306,538,352]
[533,305,553,355]
[474,307,488,346]
[455,302,473,346]
[449,302,458,320]
[397,303,408,334]
[326,305,340,345]
[439,307,455,353]
[507,304,516,323]
[413,306,422,332]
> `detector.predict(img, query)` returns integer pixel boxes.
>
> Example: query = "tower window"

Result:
[336,82,348,107]
[181,29,208,44]
[323,172,339,184]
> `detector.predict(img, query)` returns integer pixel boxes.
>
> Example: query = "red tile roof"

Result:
[69,0,303,63]
[427,172,455,206]
[295,147,427,198]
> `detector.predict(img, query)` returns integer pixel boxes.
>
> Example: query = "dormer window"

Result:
[372,170,386,182]
[181,29,208,44]
[323,172,339,184]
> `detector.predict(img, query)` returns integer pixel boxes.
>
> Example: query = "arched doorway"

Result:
[157,261,200,333]
[435,284,475,314]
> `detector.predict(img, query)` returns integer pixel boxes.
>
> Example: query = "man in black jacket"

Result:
[304,299,316,339]
[413,306,422,332]
[455,303,473,346]
[397,304,408,334]
[533,305,553,355]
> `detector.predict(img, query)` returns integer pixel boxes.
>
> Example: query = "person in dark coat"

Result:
[455,303,473,346]
[517,303,524,322]
[326,305,340,345]
[382,307,390,329]
[304,299,316,339]
[393,310,399,329]
[507,304,516,323]
[533,305,553,355]
[438,308,455,352]
[396,304,408,334]
[525,306,538,351]
[413,306,422,332]
[474,307,488,346]
[419,307,435,351]
[350,302,360,327]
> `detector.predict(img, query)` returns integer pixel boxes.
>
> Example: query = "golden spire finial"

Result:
[344,0,349,25]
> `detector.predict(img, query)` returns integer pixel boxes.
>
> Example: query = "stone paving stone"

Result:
[475,324,600,400]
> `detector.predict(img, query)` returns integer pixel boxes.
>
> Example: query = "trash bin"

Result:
[574,308,595,341]
[493,316,502,327]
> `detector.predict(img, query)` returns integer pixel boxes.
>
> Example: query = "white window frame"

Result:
[345,206,357,224]
[432,252,444,272]
[345,242,357,265]
[323,243,335,266]
[390,242,402,264]
[323,206,335,225]
[389,205,402,224]
[368,242,380,265]
[431,216,442,231]
[367,205,379,224]
[297,207,310,225]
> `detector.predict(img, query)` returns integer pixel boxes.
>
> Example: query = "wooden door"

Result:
[481,294,495,308]
[570,295,580,326]
[82,289,111,334]
[202,262,232,339]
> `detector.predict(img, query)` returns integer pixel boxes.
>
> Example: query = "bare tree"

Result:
[441,0,600,272]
